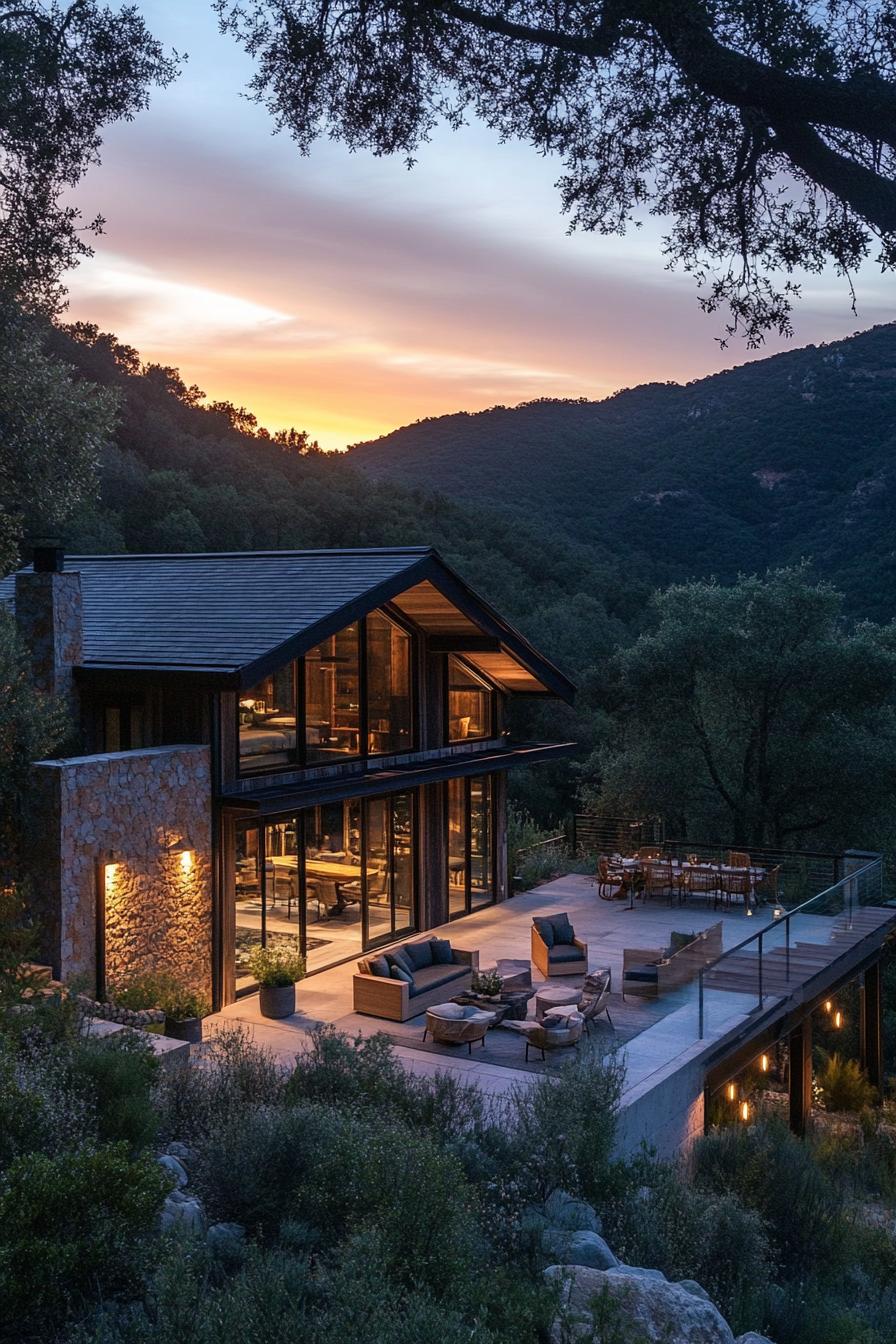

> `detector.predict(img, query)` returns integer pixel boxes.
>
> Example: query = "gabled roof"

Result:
[0,547,575,701]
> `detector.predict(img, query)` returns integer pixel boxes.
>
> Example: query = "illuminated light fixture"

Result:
[740,1100,751,1123]
[746,905,754,917]
[760,1053,770,1073]
[165,835,196,871]
[725,1082,737,1103]
[824,999,833,1015]
[238,698,256,709]
[834,1010,843,1029]
[772,905,784,920]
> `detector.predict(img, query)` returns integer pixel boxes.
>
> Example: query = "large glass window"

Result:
[447,774,495,917]
[234,822,264,993]
[305,623,361,764]
[238,664,297,770]
[364,792,415,945]
[367,611,412,755]
[447,657,493,742]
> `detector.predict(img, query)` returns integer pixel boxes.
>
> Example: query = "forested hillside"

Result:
[349,324,896,621]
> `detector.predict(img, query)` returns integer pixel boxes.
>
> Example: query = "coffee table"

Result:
[535,985,583,1021]
[452,987,535,1023]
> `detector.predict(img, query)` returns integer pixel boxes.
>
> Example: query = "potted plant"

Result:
[471,968,504,1000]
[247,941,306,1018]
[157,981,210,1045]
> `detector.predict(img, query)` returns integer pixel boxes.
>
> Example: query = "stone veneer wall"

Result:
[28,745,212,1000]
[14,570,83,712]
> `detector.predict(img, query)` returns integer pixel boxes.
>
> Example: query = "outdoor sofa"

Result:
[353,936,478,1021]
[622,921,723,998]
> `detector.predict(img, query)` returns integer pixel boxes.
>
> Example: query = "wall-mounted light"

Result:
[740,1100,751,1123]
[834,1010,843,1029]
[725,1082,737,1103]
[823,999,833,1015]
[759,1053,770,1073]
[165,835,195,872]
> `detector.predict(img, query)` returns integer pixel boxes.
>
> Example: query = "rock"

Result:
[612,1263,667,1282]
[207,1221,247,1267]
[542,1229,619,1270]
[166,1141,195,1163]
[735,1335,776,1344]
[160,1193,205,1235]
[543,1189,602,1234]
[678,1280,712,1303]
[545,1264,736,1344]
[157,1154,188,1188]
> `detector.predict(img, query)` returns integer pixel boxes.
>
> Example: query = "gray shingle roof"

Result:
[0,548,575,700]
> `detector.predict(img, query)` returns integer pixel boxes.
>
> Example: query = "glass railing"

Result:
[697,857,886,1039]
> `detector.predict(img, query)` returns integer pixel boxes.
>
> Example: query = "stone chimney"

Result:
[15,544,83,710]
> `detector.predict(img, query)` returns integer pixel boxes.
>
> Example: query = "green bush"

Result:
[71,1033,159,1150]
[108,972,208,1021]
[0,1143,169,1340]
[0,1032,95,1172]
[817,1053,877,1112]
[155,1024,284,1143]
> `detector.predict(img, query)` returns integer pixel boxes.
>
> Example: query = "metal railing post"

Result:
[785,914,790,981]
[698,969,704,1039]
[758,929,764,1007]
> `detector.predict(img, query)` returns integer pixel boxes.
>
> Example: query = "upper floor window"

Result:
[447,657,494,742]
[237,610,417,774]
[305,622,361,764]
[238,663,297,770]
[367,611,412,755]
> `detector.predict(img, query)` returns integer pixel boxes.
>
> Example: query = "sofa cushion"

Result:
[549,915,576,945]
[389,965,414,986]
[403,940,434,971]
[549,943,585,964]
[624,964,659,983]
[429,937,454,965]
[427,1001,465,1020]
[368,955,391,978]
[408,963,466,997]
[533,917,555,948]
[387,947,415,977]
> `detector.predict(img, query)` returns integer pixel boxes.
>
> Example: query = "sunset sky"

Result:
[66,0,896,451]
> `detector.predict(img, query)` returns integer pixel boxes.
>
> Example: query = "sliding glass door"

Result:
[229,789,417,991]
[447,774,495,918]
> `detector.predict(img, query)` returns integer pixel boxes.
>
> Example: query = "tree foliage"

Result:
[0,1,177,310]
[217,0,896,343]
[591,566,896,846]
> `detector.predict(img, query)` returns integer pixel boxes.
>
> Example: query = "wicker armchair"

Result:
[423,1002,495,1053]
[580,970,613,1031]
[506,1011,584,1061]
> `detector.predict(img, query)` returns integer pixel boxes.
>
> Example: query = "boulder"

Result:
[543,1189,602,1234]
[612,1264,667,1283]
[166,1141,195,1164]
[545,1264,736,1344]
[542,1228,618,1271]
[157,1154,188,1189]
[678,1280,712,1303]
[160,1191,206,1235]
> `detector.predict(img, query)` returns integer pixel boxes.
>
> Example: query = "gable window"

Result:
[305,622,361,764]
[238,664,297,770]
[447,657,493,742]
[366,611,412,755]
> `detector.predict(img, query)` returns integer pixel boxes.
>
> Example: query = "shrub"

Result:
[471,967,503,997]
[108,971,209,1021]
[246,940,305,987]
[0,1143,169,1340]
[817,1053,877,1112]
[155,1024,284,1143]
[0,1030,95,1171]
[71,1033,159,1150]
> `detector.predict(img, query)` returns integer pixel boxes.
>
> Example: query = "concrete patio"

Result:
[210,873,763,1116]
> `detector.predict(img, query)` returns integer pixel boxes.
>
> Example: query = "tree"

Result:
[0,305,119,575]
[216,0,896,343]
[589,567,896,847]
[0,1,178,311]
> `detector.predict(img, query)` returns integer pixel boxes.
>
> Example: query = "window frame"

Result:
[444,655,496,746]
[445,773,497,920]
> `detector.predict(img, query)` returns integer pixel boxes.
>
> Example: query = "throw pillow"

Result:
[368,955,390,978]
[389,965,414,985]
[404,940,434,971]
[549,915,575,945]
[533,917,555,948]
[387,947,415,977]
[429,937,454,965]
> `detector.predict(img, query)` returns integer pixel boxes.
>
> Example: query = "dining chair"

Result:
[596,855,625,902]
[642,859,675,903]
[638,845,662,860]
[684,866,723,906]
[721,869,752,909]
[754,864,781,904]
[728,850,751,868]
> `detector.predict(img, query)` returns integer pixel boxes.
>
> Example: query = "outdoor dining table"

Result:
[607,857,766,910]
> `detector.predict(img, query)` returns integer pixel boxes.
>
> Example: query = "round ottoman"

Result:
[535,985,583,1021]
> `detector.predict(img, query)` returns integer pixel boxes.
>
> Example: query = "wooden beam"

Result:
[860,961,884,1096]
[427,635,503,653]
[788,1017,812,1137]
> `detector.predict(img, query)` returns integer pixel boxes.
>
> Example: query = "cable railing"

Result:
[697,857,886,1038]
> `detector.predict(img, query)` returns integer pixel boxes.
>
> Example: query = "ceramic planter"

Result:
[259,982,296,1019]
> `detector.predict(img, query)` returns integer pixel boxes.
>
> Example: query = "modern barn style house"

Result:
[2,546,575,1010]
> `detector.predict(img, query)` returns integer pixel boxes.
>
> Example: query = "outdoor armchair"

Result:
[531,913,588,978]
